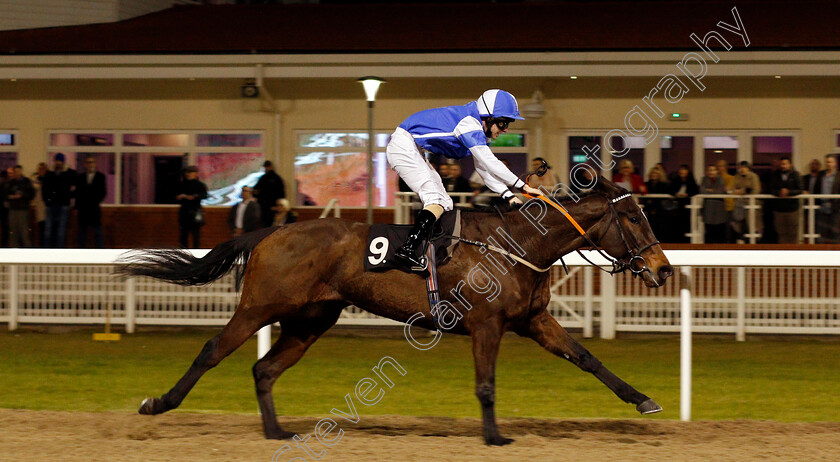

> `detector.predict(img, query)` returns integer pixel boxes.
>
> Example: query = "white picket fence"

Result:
[0,249,838,342]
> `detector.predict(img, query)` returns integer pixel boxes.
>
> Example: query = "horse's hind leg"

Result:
[252,303,344,439]
[138,307,268,415]
[520,310,662,414]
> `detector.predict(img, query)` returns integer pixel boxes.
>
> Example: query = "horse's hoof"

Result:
[636,398,663,415]
[138,397,164,415]
[265,429,296,440]
[485,435,515,446]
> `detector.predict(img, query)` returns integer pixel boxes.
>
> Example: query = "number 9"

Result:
[367,237,389,265]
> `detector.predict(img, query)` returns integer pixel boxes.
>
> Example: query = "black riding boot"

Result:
[395,209,437,271]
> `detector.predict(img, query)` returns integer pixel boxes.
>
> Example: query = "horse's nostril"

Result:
[658,265,674,280]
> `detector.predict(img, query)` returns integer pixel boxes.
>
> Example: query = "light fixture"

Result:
[522,89,546,119]
[774,75,782,79]
[358,76,385,224]
[240,79,259,98]
[358,76,385,102]
[570,76,578,80]
[714,150,723,153]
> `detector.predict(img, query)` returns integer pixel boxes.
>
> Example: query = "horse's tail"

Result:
[116,226,279,287]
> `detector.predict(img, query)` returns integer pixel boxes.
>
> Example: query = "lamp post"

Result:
[358,76,384,224]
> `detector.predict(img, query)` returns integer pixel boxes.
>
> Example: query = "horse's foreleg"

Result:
[522,310,662,414]
[139,308,266,415]
[253,307,342,439]
[471,319,514,446]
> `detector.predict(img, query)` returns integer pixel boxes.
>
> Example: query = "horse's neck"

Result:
[503,195,608,269]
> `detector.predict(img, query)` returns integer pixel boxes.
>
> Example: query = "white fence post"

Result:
[125,278,136,334]
[599,270,616,339]
[584,266,593,338]
[680,265,692,422]
[257,325,271,359]
[689,196,702,244]
[8,264,17,331]
[805,196,817,244]
[746,196,758,244]
[736,266,746,342]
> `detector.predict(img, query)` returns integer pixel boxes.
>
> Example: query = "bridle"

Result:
[523,162,661,280]
[585,193,661,278]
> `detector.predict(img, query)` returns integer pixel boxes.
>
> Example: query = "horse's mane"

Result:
[458,179,627,215]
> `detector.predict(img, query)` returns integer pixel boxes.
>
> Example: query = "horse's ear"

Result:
[596,177,625,195]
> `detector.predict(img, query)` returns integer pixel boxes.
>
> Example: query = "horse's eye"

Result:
[629,216,640,224]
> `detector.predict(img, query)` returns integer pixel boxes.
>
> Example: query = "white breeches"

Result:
[385,127,454,211]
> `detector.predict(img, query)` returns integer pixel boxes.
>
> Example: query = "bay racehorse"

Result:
[118,179,672,446]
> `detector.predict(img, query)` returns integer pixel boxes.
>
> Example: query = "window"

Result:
[295,131,396,207]
[48,134,117,204]
[609,135,646,177]
[48,131,265,205]
[703,136,739,174]
[752,136,793,179]
[0,131,18,173]
[660,136,694,178]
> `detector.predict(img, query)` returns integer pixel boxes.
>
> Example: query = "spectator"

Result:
[759,159,781,243]
[42,152,76,247]
[655,162,672,184]
[612,159,647,194]
[815,154,840,243]
[801,158,822,238]
[31,163,48,247]
[253,161,286,228]
[732,161,761,241]
[0,169,7,247]
[767,157,803,244]
[701,164,727,243]
[669,164,699,243]
[74,156,107,248]
[438,163,451,183]
[176,166,208,248]
[4,165,34,247]
[642,167,672,241]
[528,157,559,191]
[802,158,822,193]
[444,163,473,196]
[715,159,736,242]
[272,198,298,226]
[227,186,261,237]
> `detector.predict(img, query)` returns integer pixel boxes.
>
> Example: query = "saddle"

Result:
[364,210,461,274]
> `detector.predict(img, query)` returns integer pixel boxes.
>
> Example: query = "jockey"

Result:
[386,89,542,270]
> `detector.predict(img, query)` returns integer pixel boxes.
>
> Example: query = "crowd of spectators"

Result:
[0,154,107,248]
[0,156,294,249]
[639,155,840,243]
[420,154,840,244]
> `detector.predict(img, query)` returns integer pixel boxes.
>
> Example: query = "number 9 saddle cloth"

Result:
[364,210,461,273]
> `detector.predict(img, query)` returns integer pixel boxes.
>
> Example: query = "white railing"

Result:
[396,191,840,243]
[686,193,840,244]
[1,249,838,343]
[319,199,341,218]
[394,191,494,224]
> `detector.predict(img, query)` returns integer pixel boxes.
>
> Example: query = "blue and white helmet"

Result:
[475,89,524,120]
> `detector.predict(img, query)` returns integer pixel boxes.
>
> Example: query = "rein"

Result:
[522,189,660,278]
[439,163,661,277]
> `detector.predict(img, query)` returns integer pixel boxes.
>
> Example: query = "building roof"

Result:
[0,1,837,55]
